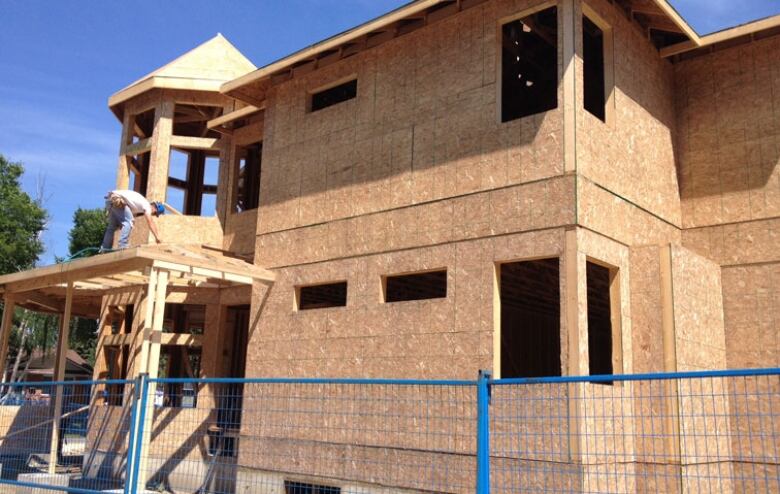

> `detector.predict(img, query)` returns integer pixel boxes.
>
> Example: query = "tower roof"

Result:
[109,34,256,118]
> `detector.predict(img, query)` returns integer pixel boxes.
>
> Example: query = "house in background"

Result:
[0,0,778,492]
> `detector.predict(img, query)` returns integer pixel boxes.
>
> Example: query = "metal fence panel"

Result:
[489,370,780,494]
[0,379,136,493]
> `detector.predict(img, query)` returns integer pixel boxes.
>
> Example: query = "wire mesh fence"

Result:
[0,378,135,493]
[0,369,776,493]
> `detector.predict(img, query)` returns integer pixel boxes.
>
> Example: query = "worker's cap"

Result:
[151,202,165,216]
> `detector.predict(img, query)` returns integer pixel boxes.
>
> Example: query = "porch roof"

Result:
[0,244,275,315]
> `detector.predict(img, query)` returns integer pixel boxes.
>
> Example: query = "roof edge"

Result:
[661,12,780,58]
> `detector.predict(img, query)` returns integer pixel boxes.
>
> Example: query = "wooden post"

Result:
[136,268,168,491]
[0,295,17,386]
[562,0,577,173]
[137,268,158,377]
[147,100,174,202]
[564,228,582,463]
[48,281,73,474]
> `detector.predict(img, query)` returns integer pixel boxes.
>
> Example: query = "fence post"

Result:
[124,377,142,494]
[129,374,150,494]
[476,370,491,494]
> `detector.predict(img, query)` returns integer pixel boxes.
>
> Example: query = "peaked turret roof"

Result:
[109,34,256,117]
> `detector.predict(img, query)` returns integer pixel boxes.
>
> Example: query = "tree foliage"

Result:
[68,207,107,255]
[0,154,47,275]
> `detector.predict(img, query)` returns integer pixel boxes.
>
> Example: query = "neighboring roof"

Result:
[221,0,701,104]
[7,349,93,379]
[0,244,276,314]
[109,34,256,118]
[661,13,780,58]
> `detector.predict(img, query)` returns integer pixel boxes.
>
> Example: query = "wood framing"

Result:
[48,281,73,474]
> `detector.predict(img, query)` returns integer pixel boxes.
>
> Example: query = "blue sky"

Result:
[0,0,777,263]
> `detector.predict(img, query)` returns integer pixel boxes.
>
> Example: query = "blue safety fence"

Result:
[0,369,776,493]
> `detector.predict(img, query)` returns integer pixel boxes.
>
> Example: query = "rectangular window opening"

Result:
[163,304,205,335]
[310,79,357,112]
[284,481,341,494]
[156,346,202,408]
[499,258,561,378]
[298,282,348,310]
[131,108,155,144]
[173,103,222,138]
[235,142,262,212]
[103,346,128,406]
[129,152,150,196]
[586,261,614,382]
[583,15,607,122]
[501,6,558,123]
[384,270,447,303]
[167,149,220,216]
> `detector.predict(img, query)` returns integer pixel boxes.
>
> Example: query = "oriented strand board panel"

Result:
[257,176,575,268]
[681,217,780,266]
[247,228,566,380]
[576,0,682,227]
[675,33,780,229]
[577,177,680,247]
[257,0,566,237]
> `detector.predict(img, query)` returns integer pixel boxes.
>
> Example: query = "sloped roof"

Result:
[109,34,256,117]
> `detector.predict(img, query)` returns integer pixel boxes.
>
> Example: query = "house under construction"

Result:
[0,0,778,492]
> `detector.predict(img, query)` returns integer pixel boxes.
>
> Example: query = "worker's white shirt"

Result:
[110,190,152,215]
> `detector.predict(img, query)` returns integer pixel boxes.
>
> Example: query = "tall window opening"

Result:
[235,142,262,212]
[129,153,149,196]
[103,345,128,405]
[499,258,561,378]
[167,149,219,216]
[501,6,558,122]
[586,261,614,377]
[583,15,606,121]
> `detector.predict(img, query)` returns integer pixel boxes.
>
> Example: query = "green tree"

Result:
[68,207,107,255]
[64,207,106,365]
[0,154,47,274]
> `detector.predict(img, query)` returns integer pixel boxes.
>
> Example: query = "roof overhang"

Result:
[0,245,275,316]
[221,0,701,106]
[661,13,780,58]
[109,77,227,119]
[207,103,265,135]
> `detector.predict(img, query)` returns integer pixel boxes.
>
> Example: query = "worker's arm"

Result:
[144,212,162,244]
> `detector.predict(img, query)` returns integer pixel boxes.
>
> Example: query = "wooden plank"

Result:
[146,269,169,378]
[563,228,581,461]
[169,135,220,151]
[48,282,73,474]
[160,333,203,346]
[562,0,577,174]
[122,137,152,157]
[206,104,264,130]
[659,244,682,468]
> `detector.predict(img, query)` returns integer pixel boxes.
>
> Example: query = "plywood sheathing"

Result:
[576,0,682,227]
[256,0,565,241]
[109,34,256,119]
[675,33,780,229]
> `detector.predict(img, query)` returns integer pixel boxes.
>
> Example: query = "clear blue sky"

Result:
[0,0,777,263]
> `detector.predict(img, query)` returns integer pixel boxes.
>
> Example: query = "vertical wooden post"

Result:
[48,281,73,474]
[564,228,582,463]
[137,269,158,377]
[562,0,577,174]
[0,295,17,385]
[136,268,168,490]
[147,100,174,202]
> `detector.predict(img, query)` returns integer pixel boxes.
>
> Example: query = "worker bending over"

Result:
[101,190,164,251]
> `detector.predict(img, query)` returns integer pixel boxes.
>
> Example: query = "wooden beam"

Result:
[207,104,264,131]
[0,296,16,385]
[122,137,152,157]
[562,0,576,174]
[48,282,73,474]
[169,135,220,151]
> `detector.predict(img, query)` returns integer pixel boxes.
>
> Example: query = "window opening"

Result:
[310,79,357,112]
[284,481,341,494]
[298,282,348,310]
[156,346,202,408]
[235,142,262,212]
[162,304,205,335]
[583,15,606,121]
[384,271,447,303]
[501,6,558,122]
[499,258,561,378]
[586,261,614,379]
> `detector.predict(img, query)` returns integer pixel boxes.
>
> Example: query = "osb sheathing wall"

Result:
[256,0,565,242]
[575,0,681,227]
[676,33,780,374]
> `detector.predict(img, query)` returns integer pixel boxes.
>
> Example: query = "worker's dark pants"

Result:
[101,203,134,250]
